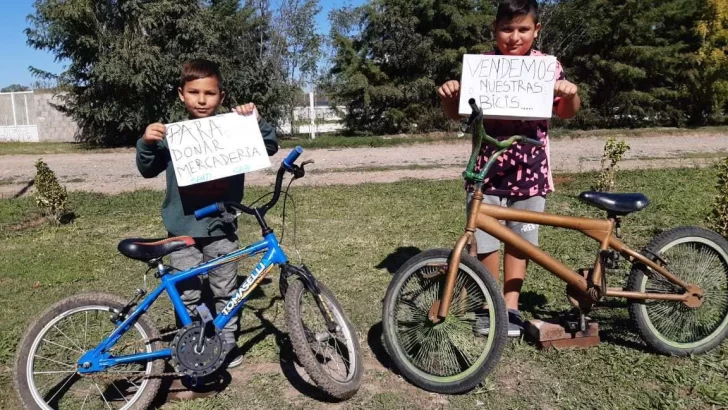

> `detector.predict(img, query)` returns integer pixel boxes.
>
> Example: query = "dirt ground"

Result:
[1,132,726,197]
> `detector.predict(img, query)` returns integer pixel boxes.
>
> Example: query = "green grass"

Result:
[3,125,727,155]
[1,168,727,409]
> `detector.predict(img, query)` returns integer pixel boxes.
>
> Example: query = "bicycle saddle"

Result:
[118,236,196,262]
[578,192,650,215]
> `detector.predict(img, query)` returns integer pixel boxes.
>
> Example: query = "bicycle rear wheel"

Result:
[13,292,163,410]
[382,248,507,394]
[284,278,363,400]
[627,226,728,355]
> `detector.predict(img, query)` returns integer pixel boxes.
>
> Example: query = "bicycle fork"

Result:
[434,189,484,322]
[280,264,340,333]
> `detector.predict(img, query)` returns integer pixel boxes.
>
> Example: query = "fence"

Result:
[0,90,341,143]
[0,91,39,142]
[279,92,346,137]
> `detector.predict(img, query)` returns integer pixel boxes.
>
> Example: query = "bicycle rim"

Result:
[391,257,496,383]
[27,305,154,410]
[639,237,728,348]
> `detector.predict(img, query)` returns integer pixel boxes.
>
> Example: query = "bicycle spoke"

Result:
[84,311,89,350]
[46,373,76,404]
[110,381,130,405]
[80,385,92,410]
[34,370,77,375]
[644,241,728,344]
[94,382,113,410]
[35,355,76,369]
[42,338,84,355]
[52,325,85,353]
[393,260,494,377]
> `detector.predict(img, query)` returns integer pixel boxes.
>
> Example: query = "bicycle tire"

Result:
[14,292,164,410]
[284,279,363,400]
[627,226,728,355]
[382,248,508,394]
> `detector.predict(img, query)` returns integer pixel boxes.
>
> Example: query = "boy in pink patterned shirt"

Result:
[437,0,581,336]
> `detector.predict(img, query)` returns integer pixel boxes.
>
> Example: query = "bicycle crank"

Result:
[170,322,228,379]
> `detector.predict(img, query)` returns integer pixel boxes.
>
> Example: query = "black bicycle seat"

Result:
[118,237,196,262]
[578,192,650,215]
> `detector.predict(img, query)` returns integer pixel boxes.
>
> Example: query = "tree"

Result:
[326,0,495,135]
[1,84,30,92]
[26,0,288,146]
[693,0,728,123]
[545,0,706,128]
[267,0,323,134]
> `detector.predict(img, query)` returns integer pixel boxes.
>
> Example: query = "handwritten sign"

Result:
[459,54,558,120]
[165,113,270,187]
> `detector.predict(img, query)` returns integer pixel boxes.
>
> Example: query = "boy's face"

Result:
[494,14,541,56]
[178,76,225,119]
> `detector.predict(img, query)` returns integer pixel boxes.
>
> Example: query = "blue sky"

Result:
[0,0,363,89]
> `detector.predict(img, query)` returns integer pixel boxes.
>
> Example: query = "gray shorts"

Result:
[170,235,240,341]
[466,193,546,255]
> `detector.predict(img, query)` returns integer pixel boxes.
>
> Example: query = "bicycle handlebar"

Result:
[194,146,306,222]
[283,146,303,170]
[194,203,224,220]
[463,99,544,183]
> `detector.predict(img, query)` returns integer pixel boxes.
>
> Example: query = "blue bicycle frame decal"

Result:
[77,232,288,373]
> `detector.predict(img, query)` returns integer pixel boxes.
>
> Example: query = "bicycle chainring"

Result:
[170,322,228,378]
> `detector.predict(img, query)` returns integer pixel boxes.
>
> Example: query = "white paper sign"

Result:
[165,113,271,187]
[459,54,558,120]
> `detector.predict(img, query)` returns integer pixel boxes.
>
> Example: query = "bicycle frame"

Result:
[76,232,288,374]
[436,101,705,319]
[437,189,705,319]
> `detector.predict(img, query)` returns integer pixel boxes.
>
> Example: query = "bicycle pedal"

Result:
[562,319,579,332]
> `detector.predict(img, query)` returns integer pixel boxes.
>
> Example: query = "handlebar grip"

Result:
[468,98,480,115]
[523,138,544,147]
[194,203,224,220]
[282,146,303,170]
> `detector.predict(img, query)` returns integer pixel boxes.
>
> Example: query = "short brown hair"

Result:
[496,0,539,25]
[181,59,223,88]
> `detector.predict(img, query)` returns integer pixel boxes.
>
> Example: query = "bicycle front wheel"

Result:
[382,248,508,394]
[13,293,164,410]
[284,278,363,400]
[627,226,728,355]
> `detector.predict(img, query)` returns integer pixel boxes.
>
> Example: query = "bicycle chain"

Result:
[80,328,184,381]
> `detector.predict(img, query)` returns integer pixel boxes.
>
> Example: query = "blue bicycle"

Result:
[13,147,363,409]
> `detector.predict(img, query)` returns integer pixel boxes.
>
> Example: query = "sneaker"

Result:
[507,309,524,337]
[473,309,524,337]
[473,309,491,336]
[224,342,243,369]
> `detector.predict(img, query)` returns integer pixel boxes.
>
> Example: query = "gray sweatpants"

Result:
[170,235,240,343]
[466,193,546,255]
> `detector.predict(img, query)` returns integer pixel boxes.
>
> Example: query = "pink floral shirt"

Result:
[466,49,565,198]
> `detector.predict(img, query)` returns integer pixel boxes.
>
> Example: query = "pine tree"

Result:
[26,0,290,146]
[326,0,495,134]
[694,0,728,123]
[548,0,706,128]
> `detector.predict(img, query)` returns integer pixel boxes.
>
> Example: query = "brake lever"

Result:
[292,159,314,179]
[221,210,239,223]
